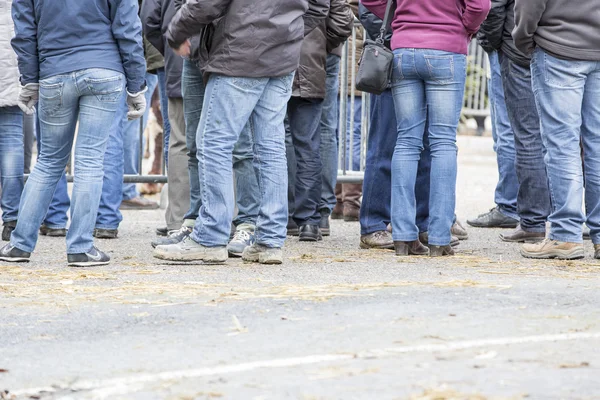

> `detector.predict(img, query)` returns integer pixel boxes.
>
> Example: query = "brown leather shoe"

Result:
[500,225,545,243]
[360,231,394,249]
[429,245,455,257]
[451,219,469,240]
[343,205,360,222]
[394,240,429,256]
[342,183,362,222]
[120,196,159,210]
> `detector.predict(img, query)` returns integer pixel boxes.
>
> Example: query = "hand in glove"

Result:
[126,86,148,120]
[18,83,40,115]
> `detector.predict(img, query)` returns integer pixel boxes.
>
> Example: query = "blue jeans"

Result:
[191,73,293,247]
[319,53,341,213]
[344,97,362,171]
[531,48,600,243]
[34,113,70,229]
[499,51,550,232]
[181,60,259,226]
[390,49,466,246]
[359,90,431,235]
[11,68,125,254]
[156,68,171,167]
[488,51,519,220]
[0,106,24,223]
[97,73,157,230]
[287,97,324,226]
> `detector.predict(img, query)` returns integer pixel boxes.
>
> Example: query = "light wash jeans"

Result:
[0,106,24,223]
[96,72,157,230]
[318,53,341,213]
[390,49,466,246]
[531,48,600,244]
[156,68,171,167]
[181,60,260,227]
[190,73,294,248]
[11,68,125,254]
[488,51,519,220]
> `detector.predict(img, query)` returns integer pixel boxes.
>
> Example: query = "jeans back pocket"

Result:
[85,72,125,103]
[424,55,455,85]
[39,81,64,116]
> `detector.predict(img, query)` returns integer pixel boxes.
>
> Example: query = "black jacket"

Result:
[358,3,391,49]
[141,0,183,97]
[476,0,529,67]
[166,0,330,78]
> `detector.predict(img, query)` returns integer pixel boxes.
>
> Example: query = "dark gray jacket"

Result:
[141,0,183,98]
[513,0,600,61]
[477,0,529,67]
[293,0,353,98]
[166,0,330,78]
[358,3,391,49]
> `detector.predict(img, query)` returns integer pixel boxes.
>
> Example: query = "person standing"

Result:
[153,0,330,264]
[0,0,23,242]
[362,0,489,257]
[0,0,147,266]
[514,0,599,259]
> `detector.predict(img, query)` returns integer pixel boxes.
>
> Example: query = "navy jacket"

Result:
[11,0,146,93]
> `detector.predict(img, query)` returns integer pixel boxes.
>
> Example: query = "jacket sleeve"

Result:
[167,0,229,48]
[141,0,165,55]
[109,0,147,93]
[462,0,491,35]
[304,0,330,36]
[326,0,354,53]
[513,0,547,57]
[359,0,387,21]
[10,0,39,84]
[476,0,508,53]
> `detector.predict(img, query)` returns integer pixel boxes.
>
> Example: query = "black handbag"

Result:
[355,0,396,95]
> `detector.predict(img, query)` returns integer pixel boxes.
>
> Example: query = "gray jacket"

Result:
[166,0,330,78]
[513,0,600,61]
[0,0,19,108]
[293,0,353,98]
[141,0,183,98]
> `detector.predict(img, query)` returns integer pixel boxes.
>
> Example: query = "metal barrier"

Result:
[44,21,489,187]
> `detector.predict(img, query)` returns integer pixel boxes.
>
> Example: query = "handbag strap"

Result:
[376,0,395,45]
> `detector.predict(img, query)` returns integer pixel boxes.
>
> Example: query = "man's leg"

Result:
[164,97,190,231]
[467,51,519,228]
[522,48,588,260]
[0,106,24,241]
[288,97,324,241]
[499,52,550,243]
[156,68,171,167]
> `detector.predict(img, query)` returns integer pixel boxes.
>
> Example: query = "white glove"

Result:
[17,83,39,115]
[126,86,148,120]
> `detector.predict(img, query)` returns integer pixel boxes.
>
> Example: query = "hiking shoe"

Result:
[419,232,460,247]
[298,224,322,242]
[360,231,394,249]
[94,228,118,239]
[594,244,600,259]
[467,207,518,228]
[2,220,17,242]
[242,244,283,265]
[394,240,429,256]
[153,236,228,263]
[39,224,67,237]
[0,243,30,263]
[500,225,545,243]
[521,239,584,260]
[287,219,299,236]
[151,226,193,248]
[429,245,455,257]
[227,224,256,257]
[319,210,331,236]
[120,196,159,210]
[451,219,469,240]
[67,247,110,267]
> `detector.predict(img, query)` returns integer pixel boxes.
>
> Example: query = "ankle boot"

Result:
[394,240,429,256]
[332,183,343,219]
[429,245,455,257]
[343,183,362,222]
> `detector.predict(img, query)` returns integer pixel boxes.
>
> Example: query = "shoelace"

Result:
[169,226,191,238]
[372,231,390,240]
[232,229,252,243]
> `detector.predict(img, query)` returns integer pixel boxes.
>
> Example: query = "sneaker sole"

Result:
[0,256,29,263]
[359,242,394,250]
[299,236,322,242]
[68,260,110,267]
[467,222,518,228]
[520,248,585,260]
[453,234,469,240]
[153,250,228,264]
[500,235,545,244]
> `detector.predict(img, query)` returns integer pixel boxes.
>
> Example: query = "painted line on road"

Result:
[11,331,600,399]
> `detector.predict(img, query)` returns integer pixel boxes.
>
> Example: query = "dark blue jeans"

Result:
[499,51,551,232]
[287,97,324,226]
[360,90,431,235]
